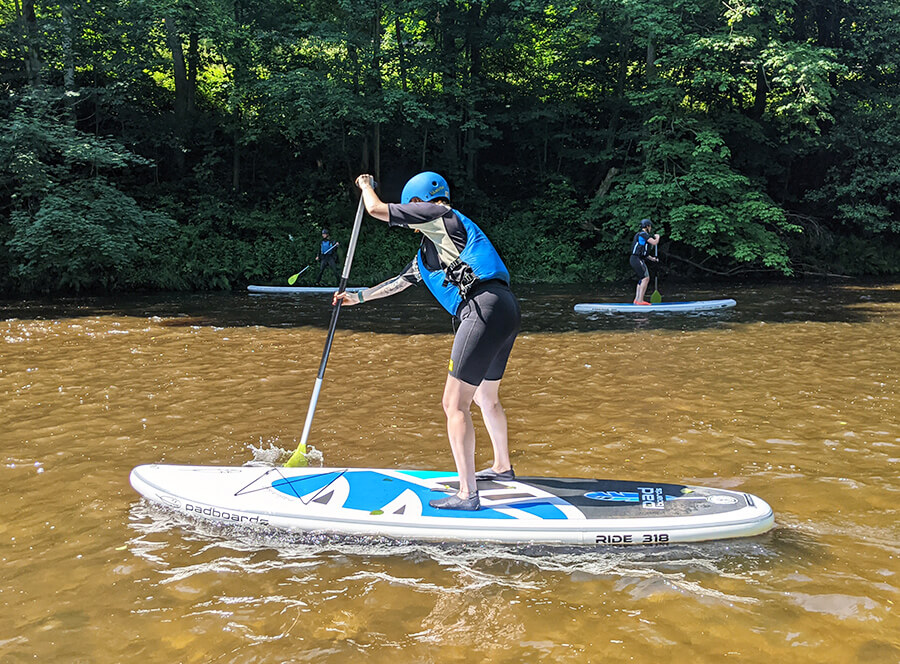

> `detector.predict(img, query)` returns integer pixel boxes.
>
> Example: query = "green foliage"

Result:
[0,92,178,292]
[762,42,846,137]
[808,97,900,234]
[592,121,798,276]
[492,182,595,283]
[7,179,179,292]
[0,92,150,199]
[1,0,898,294]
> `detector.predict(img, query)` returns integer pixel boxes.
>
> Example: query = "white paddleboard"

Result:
[247,285,367,294]
[130,465,774,545]
[574,299,736,314]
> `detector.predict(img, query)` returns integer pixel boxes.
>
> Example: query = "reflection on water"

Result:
[2,280,899,663]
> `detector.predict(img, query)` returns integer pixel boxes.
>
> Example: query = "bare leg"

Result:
[473,379,511,473]
[636,276,650,302]
[442,375,479,498]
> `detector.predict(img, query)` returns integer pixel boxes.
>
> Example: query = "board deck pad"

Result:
[574,299,736,314]
[247,285,366,294]
[130,465,774,545]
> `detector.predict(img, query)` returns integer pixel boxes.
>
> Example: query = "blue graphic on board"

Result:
[271,471,570,520]
[585,490,707,504]
[585,491,641,503]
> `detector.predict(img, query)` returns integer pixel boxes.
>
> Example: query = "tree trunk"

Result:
[18,0,42,86]
[438,10,459,172]
[464,5,482,182]
[395,17,407,92]
[371,4,382,184]
[792,0,807,41]
[361,134,369,172]
[232,122,241,192]
[165,15,189,172]
[421,126,428,170]
[165,16,189,125]
[373,123,381,186]
[62,2,75,90]
[752,61,767,119]
[187,31,199,114]
[605,27,633,153]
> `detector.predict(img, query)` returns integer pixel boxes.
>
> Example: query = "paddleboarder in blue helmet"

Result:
[334,171,521,511]
[314,228,340,286]
[630,218,660,304]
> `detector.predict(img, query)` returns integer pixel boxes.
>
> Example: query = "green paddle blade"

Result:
[650,289,662,303]
[287,273,299,285]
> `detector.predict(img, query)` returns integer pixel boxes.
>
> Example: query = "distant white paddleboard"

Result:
[130,464,774,545]
[247,285,367,294]
[574,299,736,314]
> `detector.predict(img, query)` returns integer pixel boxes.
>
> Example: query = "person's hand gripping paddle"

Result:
[284,190,367,467]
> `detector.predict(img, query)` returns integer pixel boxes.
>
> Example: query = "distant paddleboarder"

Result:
[334,172,521,511]
[630,219,661,305]
[313,228,340,286]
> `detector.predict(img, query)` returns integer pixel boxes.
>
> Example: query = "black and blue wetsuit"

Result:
[314,237,340,285]
[630,230,651,281]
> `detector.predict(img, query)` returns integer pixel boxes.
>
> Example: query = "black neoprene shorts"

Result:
[449,281,521,386]
[630,254,649,281]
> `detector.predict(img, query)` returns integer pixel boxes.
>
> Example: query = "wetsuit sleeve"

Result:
[387,203,449,228]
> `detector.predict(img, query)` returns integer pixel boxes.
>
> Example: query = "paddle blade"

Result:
[284,445,308,467]
[650,289,662,303]
[287,273,299,285]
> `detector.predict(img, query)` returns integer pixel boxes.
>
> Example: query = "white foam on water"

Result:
[244,438,324,467]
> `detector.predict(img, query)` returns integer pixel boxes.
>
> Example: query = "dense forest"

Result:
[1,0,898,294]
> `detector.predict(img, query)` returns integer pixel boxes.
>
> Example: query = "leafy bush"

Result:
[7,179,180,292]
[590,122,800,278]
[1,92,181,293]
[490,182,597,283]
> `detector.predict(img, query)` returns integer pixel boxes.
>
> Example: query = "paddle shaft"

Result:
[654,243,658,291]
[650,242,662,303]
[286,194,366,466]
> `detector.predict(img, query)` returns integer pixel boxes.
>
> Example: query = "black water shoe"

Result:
[475,466,515,482]
[429,493,481,511]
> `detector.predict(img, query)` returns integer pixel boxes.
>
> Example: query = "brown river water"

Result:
[1,281,898,663]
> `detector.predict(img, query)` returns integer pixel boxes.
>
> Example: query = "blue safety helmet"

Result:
[401,172,450,204]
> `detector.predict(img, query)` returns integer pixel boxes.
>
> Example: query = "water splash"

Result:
[244,438,324,467]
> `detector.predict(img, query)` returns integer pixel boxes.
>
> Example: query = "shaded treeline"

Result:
[0,0,897,293]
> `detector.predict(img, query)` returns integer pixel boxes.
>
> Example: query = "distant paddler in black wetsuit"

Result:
[313,228,340,286]
[334,172,521,511]
[630,219,661,305]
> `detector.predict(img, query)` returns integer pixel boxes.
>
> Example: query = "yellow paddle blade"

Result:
[287,273,299,285]
[284,445,308,467]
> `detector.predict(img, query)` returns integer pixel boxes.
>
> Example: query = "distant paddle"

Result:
[284,194,366,468]
[287,265,310,285]
[287,243,338,285]
[650,243,662,303]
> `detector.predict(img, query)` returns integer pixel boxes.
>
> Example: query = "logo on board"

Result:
[585,487,665,510]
